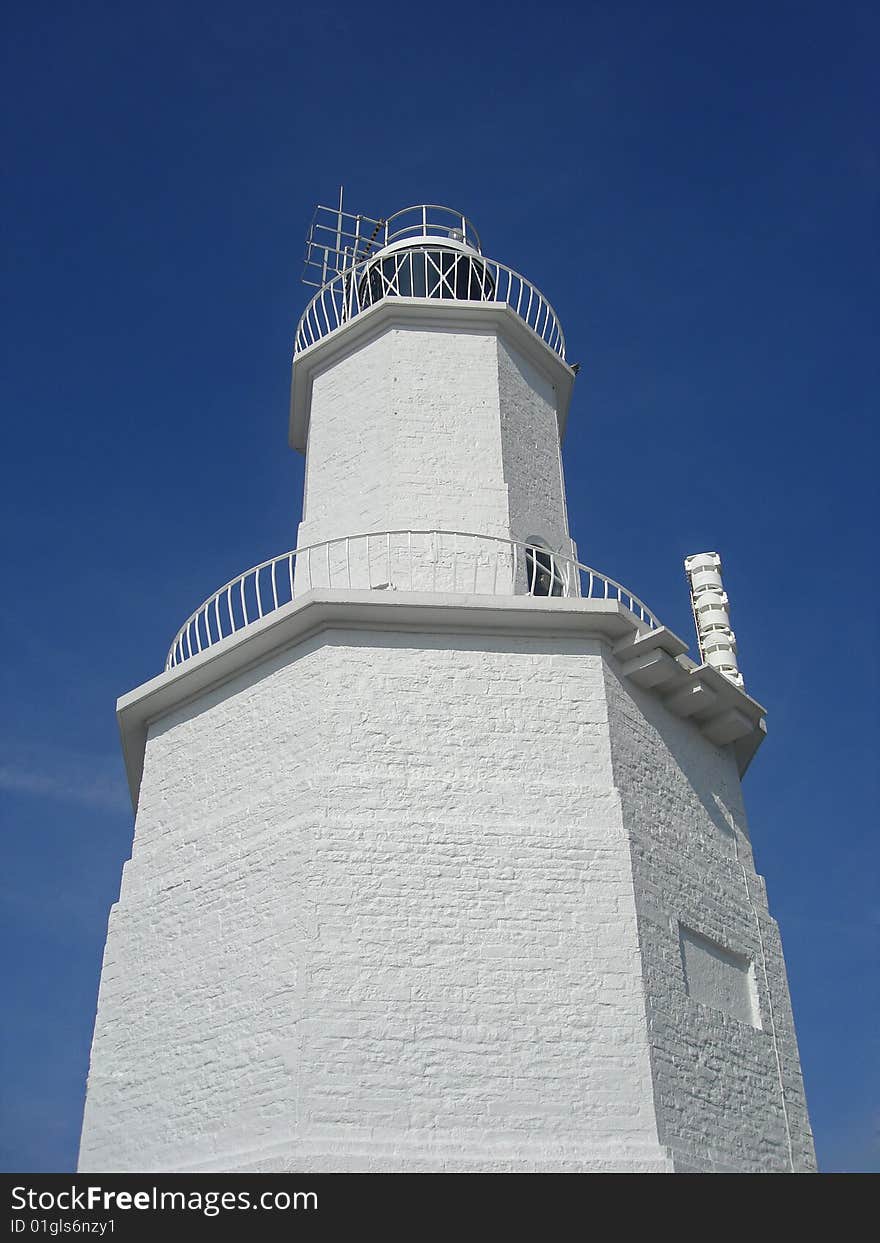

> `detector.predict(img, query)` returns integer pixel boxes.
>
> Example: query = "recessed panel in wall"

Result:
[679,925,760,1028]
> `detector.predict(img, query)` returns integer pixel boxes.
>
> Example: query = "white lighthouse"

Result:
[79,201,816,1173]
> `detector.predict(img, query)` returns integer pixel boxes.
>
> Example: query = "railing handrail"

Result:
[166,530,662,671]
[293,245,567,361]
[380,204,482,251]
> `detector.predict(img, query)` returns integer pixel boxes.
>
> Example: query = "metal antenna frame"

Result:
[301,186,387,289]
[301,194,481,289]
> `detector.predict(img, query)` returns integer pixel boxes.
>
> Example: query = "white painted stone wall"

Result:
[295,324,574,570]
[497,337,570,558]
[602,661,816,1172]
[79,629,670,1173]
[80,620,815,1172]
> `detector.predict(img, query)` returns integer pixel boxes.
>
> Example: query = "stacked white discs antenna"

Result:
[684,551,744,688]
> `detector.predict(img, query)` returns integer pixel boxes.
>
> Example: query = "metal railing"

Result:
[294,245,566,360]
[380,204,482,251]
[166,531,661,670]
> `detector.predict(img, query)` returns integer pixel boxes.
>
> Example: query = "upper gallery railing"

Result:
[166,530,661,670]
[363,205,483,254]
[294,245,567,360]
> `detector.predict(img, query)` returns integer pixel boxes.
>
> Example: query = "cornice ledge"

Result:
[118,589,650,809]
[118,587,765,810]
[611,627,768,776]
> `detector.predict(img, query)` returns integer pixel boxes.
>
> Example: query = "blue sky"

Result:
[2,1,877,1172]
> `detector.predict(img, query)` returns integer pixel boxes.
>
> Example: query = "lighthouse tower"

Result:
[79,202,816,1173]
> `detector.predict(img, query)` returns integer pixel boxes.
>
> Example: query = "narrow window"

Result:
[525,543,565,597]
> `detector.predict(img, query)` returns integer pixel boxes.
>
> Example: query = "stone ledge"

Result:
[118,590,766,811]
[611,626,767,777]
[89,1131,675,1174]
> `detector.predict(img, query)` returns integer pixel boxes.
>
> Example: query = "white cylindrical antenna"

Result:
[684,551,744,689]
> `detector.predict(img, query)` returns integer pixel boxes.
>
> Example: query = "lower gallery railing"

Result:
[166,530,662,670]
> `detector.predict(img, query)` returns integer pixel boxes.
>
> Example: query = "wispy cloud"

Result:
[0,745,129,813]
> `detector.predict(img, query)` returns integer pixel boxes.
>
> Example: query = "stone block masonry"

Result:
[604,658,816,1172]
[296,323,574,563]
[79,623,814,1172]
